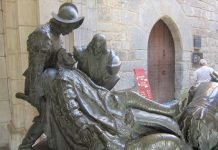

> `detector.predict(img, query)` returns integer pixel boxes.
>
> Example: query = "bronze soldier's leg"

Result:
[19,117,44,150]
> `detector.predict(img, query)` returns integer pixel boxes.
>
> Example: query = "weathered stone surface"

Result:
[116,50,129,61]
[11,104,25,129]
[0,101,11,123]
[96,0,108,5]
[97,7,111,22]
[6,54,23,79]
[114,72,135,91]
[38,0,60,24]
[109,41,122,50]
[175,62,191,72]
[0,79,9,101]
[97,23,123,32]
[182,52,192,62]
[17,0,37,26]
[20,53,28,75]
[0,0,2,10]
[6,29,19,55]
[0,123,10,147]
[0,11,3,34]
[108,0,123,8]
[120,60,146,72]
[121,10,138,25]
[0,57,7,78]
[24,103,38,130]
[9,130,24,150]
[128,50,147,61]
[0,34,5,56]
[5,1,17,28]
[109,9,122,23]
[8,79,24,105]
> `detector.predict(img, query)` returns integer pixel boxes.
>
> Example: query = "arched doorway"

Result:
[148,20,175,103]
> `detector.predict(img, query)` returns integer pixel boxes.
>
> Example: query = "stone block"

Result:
[96,0,109,5]
[11,104,25,129]
[112,32,126,41]
[116,50,128,61]
[0,101,11,123]
[175,62,191,72]
[113,72,135,90]
[101,32,113,41]
[6,29,19,55]
[0,57,7,78]
[73,0,88,5]
[86,8,97,27]
[125,0,144,12]
[109,41,122,50]
[38,0,60,24]
[74,28,94,46]
[108,0,123,8]
[0,123,10,147]
[128,26,147,50]
[121,10,138,25]
[0,79,9,100]
[128,50,147,61]
[0,11,3,34]
[97,23,123,32]
[97,7,111,22]
[110,9,121,24]
[121,41,130,50]
[182,51,192,62]
[0,0,2,10]
[6,54,23,79]
[5,1,17,28]
[9,131,23,150]
[0,34,5,56]
[18,26,35,53]
[120,60,146,72]
[17,0,37,26]
[20,53,28,75]
[87,0,96,8]
[24,104,38,130]
[8,79,24,105]
[80,5,88,17]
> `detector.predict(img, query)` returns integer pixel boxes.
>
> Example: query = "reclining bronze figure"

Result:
[179,78,218,150]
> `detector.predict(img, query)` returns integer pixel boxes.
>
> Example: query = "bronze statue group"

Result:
[16,3,218,150]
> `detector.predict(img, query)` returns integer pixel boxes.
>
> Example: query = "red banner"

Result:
[133,68,153,100]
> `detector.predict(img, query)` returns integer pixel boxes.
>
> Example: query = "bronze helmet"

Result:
[52,3,84,29]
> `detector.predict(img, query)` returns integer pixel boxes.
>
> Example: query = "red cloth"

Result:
[134,68,153,100]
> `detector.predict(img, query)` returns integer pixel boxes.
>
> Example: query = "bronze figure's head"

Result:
[52,3,84,35]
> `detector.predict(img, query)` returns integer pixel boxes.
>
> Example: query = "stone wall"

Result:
[0,0,11,148]
[177,0,218,80]
[3,0,39,149]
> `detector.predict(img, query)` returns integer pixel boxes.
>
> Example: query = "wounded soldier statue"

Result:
[15,2,195,150]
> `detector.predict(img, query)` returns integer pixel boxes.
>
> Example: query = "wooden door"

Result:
[148,20,175,103]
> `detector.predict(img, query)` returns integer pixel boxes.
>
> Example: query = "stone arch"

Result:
[140,0,193,98]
